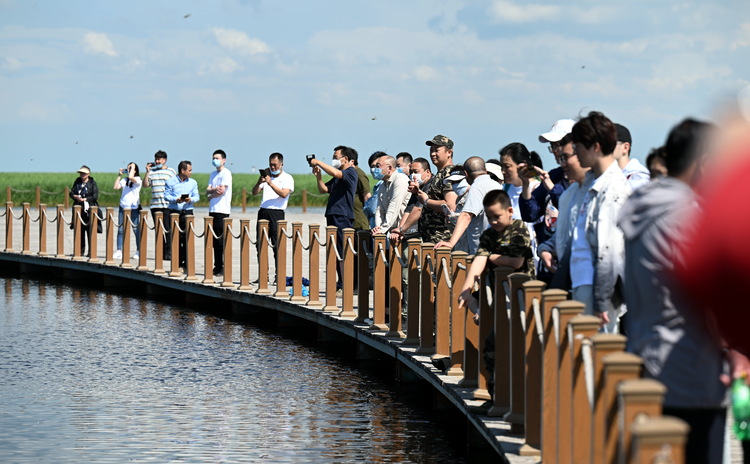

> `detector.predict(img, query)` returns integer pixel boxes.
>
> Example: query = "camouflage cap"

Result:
[425,134,454,149]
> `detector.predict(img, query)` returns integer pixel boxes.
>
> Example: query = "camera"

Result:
[259,168,269,178]
[306,154,316,166]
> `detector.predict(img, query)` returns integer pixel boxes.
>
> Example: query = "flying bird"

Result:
[129,135,134,139]
[184,13,191,19]
[371,116,377,120]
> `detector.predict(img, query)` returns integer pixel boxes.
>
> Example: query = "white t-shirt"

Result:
[208,168,232,214]
[260,171,295,210]
[461,174,502,254]
[118,177,142,209]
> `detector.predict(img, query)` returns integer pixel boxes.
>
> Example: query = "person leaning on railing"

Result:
[69,165,101,255]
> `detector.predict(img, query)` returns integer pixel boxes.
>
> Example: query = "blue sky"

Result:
[1,0,748,174]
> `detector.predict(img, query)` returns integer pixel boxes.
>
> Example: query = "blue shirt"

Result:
[164,175,200,211]
[324,166,358,219]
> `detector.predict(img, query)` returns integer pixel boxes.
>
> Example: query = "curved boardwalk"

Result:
[2,202,741,463]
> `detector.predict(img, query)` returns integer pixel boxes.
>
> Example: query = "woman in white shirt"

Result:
[113,162,142,259]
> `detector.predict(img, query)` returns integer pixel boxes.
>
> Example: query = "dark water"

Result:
[0,278,473,463]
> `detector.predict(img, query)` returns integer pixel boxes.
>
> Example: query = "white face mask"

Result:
[331,158,342,169]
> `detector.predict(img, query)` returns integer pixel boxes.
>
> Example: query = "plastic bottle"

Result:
[732,374,750,441]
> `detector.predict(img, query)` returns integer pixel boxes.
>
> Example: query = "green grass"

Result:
[0,172,332,208]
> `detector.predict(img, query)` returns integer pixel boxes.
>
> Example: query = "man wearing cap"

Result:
[613,123,650,190]
[144,150,177,259]
[435,156,502,254]
[409,135,458,244]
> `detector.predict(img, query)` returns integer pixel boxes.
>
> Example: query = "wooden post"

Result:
[121,208,133,268]
[153,211,165,275]
[241,187,247,213]
[220,218,234,288]
[72,205,84,261]
[555,300,585,464]
[5,186,10,203]
[591,334,628,462]
[506,272,533,432]
[475,267,496,401]
[487,266,514,415]
[447,251,468,377]
[630,416,688,464]
[4,202,14,252]
[21,202,31,254]
[518,280,547,457]
[184,215,198,281]
[169,213,181,277]
[88,206,99,263]
[306,224,322,307]
[432,247,452,366]
[256,220,271,294]
[56,205,65,258]
[568,315,601,464]
[238,219,252,291]
[38,204,48,256]
[290,222,306,302]
[302,189,308,214]
[355,229,369,321]
[273,220,288,296]
[402,238,422,345]
[104,208,116,265]
[370,234,388,330]
[137,209,149,271]
[339,228,356,317]
[323,226,338,312]
[459,256,478,388]
[602,352,643,464]
[416,243,435,355]
[385,240,405,338]
[202,217,216,284]
[619,379,666,464]
[540,289,570,464]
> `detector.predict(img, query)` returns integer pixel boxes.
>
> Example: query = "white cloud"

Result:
[212,28,270,55]
[83,32,117,57]
[413,66,438,81]
[489,0,560,23]
[2,56,21,71]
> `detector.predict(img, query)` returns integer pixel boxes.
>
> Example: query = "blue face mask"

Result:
[212,159,222,168]
[270,169,281,176]
[452,179,469,196]
[154,162,163,169]
[396,167,404,174]
[371,168,384,180]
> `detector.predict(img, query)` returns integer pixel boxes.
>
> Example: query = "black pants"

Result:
[209,212,229,271]
[151,207,172,259]
[170,209,193,267]
[256,208,285,265]
[662,406,726,464]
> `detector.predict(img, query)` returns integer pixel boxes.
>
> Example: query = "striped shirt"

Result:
[147,167,176,209]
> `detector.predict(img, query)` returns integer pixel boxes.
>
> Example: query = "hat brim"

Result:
[445,174,465,182]
[539,131,566,143]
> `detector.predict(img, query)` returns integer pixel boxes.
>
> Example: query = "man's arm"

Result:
[435,211,473,249]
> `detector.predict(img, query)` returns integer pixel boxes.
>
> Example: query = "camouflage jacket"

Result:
[418,163,455,244]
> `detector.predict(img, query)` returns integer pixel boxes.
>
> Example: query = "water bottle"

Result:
[732,374,750,441]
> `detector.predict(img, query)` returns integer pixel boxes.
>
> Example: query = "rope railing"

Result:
[279,224,294,239]
[552,306,561,347]
[376,242,388,265]
[532,298,544,344]
[346,236,358,256]
[189,221,205,238]
[518,288,527,333]
[226,223,242,240]
[295,229,310,251]
[245,224,257,246]
[311,231,327,247]
[10,208,24,221]
[441,257,452,290]
[391,242,409,268]
[40,208,58,223]
[331,237,343,262]
[581,338,595,408]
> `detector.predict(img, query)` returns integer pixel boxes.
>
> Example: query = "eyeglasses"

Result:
[555,152,577,163]
[547,142,562,153]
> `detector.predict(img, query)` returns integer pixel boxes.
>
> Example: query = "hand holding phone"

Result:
[306,154,316,166]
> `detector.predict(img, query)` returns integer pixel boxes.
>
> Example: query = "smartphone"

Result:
[306,154,316,166]
[259,168,269,178]
[440,204,451,216]
[180,193,189,200]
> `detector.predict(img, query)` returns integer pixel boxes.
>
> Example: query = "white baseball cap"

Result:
[538,119,576,143]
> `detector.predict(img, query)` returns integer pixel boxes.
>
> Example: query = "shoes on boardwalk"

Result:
[113,250,122,259]
[133,252,139,260]
[213,267,223,276]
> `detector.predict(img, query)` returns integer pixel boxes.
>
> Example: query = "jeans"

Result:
[117,207,141,252]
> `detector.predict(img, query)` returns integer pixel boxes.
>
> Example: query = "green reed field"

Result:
[0,172,339,208]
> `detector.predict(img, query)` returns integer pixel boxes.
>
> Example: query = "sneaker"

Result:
[133,252,140,260]
[113,250,122,259]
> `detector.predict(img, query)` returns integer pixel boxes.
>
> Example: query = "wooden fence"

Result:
[1,201,689,463]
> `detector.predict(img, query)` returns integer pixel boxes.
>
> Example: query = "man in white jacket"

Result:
[371,154,410,236]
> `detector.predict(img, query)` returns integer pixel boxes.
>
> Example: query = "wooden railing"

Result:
[1,202,689,463]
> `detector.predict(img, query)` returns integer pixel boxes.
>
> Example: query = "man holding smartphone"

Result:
[144,150,176,259]
[164,160,200,271]
[252,153,294,272]
[207,149,232,276]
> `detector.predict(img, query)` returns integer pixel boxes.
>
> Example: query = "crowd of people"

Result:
[67,109,748,462]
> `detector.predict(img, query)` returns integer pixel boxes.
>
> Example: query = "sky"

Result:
[1,0,749,174]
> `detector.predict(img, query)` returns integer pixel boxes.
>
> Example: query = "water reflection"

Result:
[0,277,470,463]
